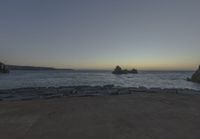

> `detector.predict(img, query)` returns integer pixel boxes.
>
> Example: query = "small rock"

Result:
[58,88,74,96]
[137,86,148,92]
[118,89,131,94]
[103,84,114,88]
[44,94,62,99]
[163,89,178,94]
[148,88,162,93]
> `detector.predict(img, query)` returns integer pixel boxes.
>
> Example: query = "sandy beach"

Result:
[1,92,200,139]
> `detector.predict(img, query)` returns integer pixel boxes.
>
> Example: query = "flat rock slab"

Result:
[1,86,199,101]
[0,93,200,139]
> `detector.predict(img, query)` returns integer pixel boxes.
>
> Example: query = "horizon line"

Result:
[4,64,197,71]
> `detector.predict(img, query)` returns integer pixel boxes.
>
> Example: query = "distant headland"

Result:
[0,62,74,72]
[8,65,74,71]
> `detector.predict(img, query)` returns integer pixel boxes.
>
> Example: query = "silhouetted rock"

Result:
[0,62,9,73]
[130,68,138,74]
[112,66,138,74]
[112,66,124,74]
[190,65,200,83]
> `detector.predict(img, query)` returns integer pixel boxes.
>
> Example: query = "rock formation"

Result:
[112,66,138,74]
[112,66,124,74]
[0,62,9,73]
[130,68,138,74]
[190,65,200,83]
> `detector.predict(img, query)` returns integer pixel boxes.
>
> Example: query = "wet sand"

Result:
[1,92,200,139]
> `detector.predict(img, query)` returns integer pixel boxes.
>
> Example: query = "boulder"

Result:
[112,66,138,74]
[0,62,9,73]
[190,65,200,83]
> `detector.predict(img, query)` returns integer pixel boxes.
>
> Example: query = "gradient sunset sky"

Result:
[1,0,200,70]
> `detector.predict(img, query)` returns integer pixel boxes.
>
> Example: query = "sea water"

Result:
[0,70,200,90]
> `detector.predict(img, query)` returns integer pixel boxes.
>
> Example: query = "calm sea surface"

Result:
[0,70,200,90]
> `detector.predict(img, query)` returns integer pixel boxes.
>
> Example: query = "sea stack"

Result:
[0,62,9,73]
[112,66,138,74]
[190,65,200,83]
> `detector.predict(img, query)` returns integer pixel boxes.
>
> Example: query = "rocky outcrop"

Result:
[129,68,138,74]
[0,62,9,73]
[112,66,138,74]
[0,85,199,101]
[190,66,200,83]
[112,66,124,74]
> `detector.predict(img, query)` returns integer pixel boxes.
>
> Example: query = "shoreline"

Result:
[0,85,200,102]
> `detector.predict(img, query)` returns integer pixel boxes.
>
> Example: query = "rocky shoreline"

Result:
[0,85,199,101]
[0,62,9,73]
[190,65,200,83]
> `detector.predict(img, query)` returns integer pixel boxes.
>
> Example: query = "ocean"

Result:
[0,70,200,90]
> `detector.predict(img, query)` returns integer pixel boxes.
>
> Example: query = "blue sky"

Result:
[1,0,200,70]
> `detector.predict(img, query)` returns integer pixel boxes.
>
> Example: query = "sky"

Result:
[0,0,200,70]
